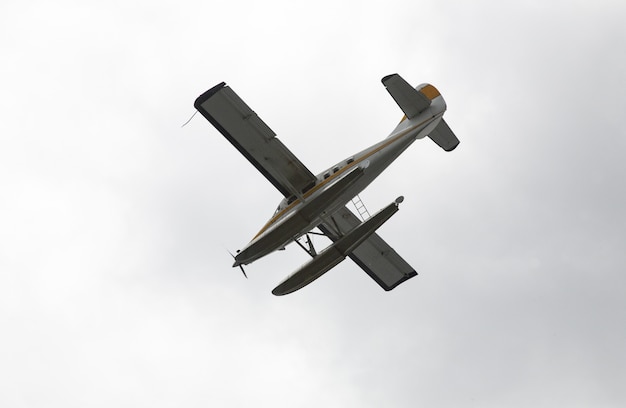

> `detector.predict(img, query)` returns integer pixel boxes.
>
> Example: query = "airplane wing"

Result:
[194,83,317,198]
[318,206,417,291]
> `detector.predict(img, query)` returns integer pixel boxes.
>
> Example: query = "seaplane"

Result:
[194,74,459,296]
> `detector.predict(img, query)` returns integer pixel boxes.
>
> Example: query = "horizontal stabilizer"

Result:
[428,119,459,151]
[382,74,432,119]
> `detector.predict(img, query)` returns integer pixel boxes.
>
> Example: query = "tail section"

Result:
[382,74,442,119]
[383,73,459,151]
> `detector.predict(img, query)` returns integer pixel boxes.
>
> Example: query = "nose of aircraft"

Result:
[228,249,243,268]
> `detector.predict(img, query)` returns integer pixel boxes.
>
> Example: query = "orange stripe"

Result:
[420,84,440,100]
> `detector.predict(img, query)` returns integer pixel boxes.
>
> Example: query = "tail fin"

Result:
[428,119,459,151]
[382,74,459,151]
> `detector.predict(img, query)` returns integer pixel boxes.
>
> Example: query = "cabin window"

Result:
[324,173,330,179]
[333,166,340,173]
[347,157,354,164]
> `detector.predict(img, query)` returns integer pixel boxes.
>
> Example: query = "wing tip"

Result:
[382,270,418,291]
[194,81,227,110]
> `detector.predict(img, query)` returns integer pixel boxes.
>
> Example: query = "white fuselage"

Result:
[233,94,447,266]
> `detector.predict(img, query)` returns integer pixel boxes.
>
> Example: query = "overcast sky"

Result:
[2,0,626,406]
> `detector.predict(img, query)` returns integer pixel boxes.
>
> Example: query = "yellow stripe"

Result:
[251,114,438,239]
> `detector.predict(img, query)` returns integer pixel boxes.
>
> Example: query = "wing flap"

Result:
[319,206,417,290]
[194,83,317,198]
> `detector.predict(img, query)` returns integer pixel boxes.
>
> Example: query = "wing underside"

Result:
[194,83,317,198]
[319,206,417,291]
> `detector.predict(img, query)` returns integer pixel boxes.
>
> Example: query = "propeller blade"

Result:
[227,249,248,279]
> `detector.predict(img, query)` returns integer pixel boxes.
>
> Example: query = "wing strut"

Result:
[295,233,318,258]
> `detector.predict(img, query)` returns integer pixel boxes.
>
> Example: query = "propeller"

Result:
[227,249,248,279]
[238,264,248,279]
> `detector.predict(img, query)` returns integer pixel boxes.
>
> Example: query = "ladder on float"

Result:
[351,194,371,221]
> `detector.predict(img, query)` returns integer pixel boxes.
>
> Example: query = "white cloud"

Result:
[1,0,625,406]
